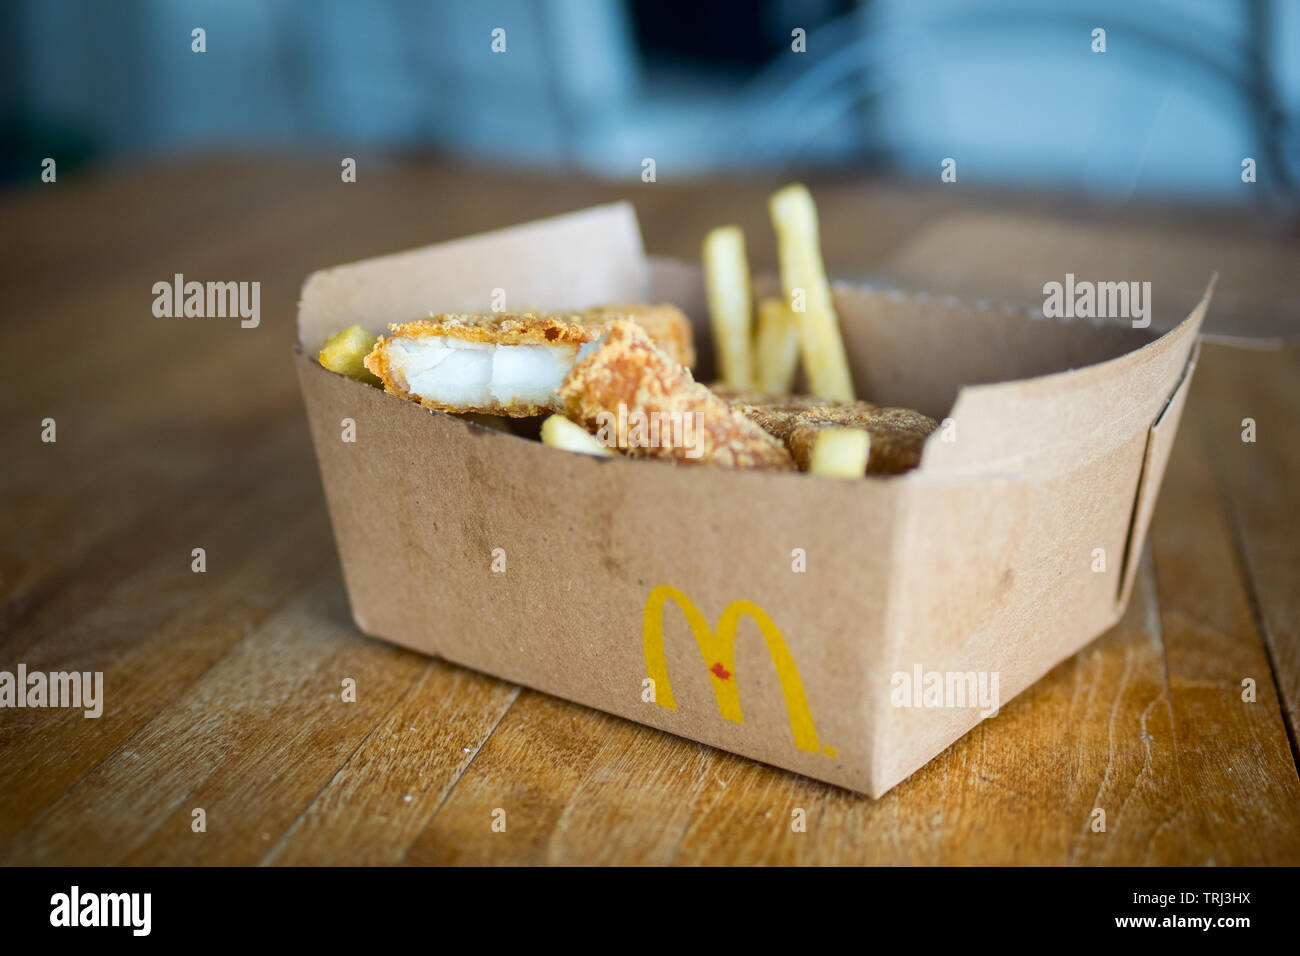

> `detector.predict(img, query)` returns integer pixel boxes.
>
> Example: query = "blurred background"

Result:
[2,0,1297,340]
[3,0,1297,206]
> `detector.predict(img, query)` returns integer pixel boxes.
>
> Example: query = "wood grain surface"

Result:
[1,156,1297,865]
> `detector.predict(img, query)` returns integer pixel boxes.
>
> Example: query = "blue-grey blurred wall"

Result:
[3,0,1296,201]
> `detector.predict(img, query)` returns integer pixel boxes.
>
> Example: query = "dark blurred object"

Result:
[0,113,96,184]
[631,0,848,70]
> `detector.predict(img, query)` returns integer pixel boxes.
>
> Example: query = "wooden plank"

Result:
[263,665,519,866]
[1145,376,1300,865]
[403,691,620,865]
[1,167,342,595]
[1,395,308,624]
[0,432,329,843]
[1,412,311,655]
[3,568,430,865]
[1185,344,1300,760]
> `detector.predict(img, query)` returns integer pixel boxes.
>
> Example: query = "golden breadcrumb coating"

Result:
[373,305,692,363]
[787,424,832,471]
[581,304,696,369]
[711,384,936,474]
[708,386,839,416]
[560,322,793,470]
[362,304,695,417]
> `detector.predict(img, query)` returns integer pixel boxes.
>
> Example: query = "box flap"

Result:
[885,212,1297,339]
[297,202,648,353]
[913,279,1214,479]
[1116,338,1202,606]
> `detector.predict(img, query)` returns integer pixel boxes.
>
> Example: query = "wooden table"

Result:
[2,156,1297,865]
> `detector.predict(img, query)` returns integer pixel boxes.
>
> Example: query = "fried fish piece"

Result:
[709,385,834,415]
[362,305,694,417]
[559,321,793,470]
[581,304,696,369]
[711,384,936,475]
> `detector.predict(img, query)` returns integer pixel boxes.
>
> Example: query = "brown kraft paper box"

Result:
[294,202,1211,797]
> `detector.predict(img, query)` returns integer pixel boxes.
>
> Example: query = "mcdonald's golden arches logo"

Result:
[642,585,834,758]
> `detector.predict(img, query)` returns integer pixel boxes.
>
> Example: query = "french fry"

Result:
[755,297,800,393]
[702,226,755,389]
[768,184,855,402]
[789,425,870,478]
[540,414,613,457]
[318,325,381,385]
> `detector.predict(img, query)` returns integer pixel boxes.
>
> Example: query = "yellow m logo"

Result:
[642,584,822,754]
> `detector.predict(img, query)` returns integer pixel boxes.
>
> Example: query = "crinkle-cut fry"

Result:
[702,226,755,389]
[318,325,381,385]
[560,321,793,470]
[788,425,871,478]
[540,414,614,457]
[769,183,855,402]
[755,297,801,393]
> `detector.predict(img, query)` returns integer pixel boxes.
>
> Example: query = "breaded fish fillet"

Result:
[560,322,793,470]
[363,304,694,417]
[711,385,937,474]
[709,386,833,415]
[581,304,695,369]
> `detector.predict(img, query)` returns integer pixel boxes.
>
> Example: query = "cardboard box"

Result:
[295,203,1211,797]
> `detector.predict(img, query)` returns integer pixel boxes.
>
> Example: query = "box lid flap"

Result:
[913,279,1214,479]
[297,202,648,353]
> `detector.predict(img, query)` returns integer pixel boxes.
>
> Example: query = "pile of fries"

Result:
[690,184,934,477]
[317,184,936,478]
